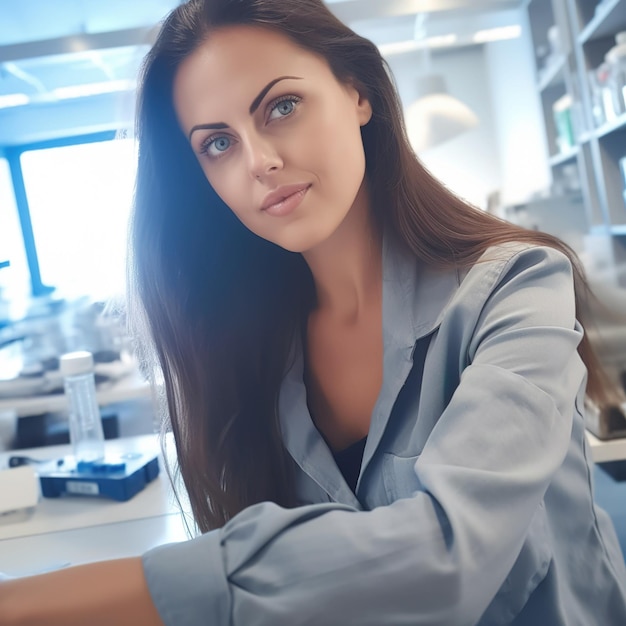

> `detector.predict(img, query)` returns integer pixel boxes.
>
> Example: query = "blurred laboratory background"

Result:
[0,0,625,542]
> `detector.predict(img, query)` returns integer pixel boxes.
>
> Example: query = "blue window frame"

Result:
[4,131,137,300]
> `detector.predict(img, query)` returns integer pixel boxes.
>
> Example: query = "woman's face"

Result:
[173,25,372,253]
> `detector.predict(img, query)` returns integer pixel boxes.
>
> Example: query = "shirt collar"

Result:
[382,231,461,349]
[278,230,461,504]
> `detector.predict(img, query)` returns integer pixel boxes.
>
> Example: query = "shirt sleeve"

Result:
[142,245,585,626]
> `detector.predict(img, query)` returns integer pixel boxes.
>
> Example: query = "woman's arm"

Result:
[0,558,164,626]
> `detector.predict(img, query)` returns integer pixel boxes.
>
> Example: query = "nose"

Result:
[244,132,283,181]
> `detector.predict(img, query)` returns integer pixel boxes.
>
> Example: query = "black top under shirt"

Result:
[332,437,367,492]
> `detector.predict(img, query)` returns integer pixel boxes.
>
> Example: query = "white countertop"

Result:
[0,514,190,576]
[0,434,192,577]
[0,434,187,541]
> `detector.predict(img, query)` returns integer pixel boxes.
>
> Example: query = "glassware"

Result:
[60,351,105,464]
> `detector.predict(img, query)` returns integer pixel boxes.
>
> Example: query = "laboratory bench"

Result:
[1,428,626,577]
[0,434,190,577]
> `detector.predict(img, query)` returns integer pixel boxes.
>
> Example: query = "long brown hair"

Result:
[129,0,620,532]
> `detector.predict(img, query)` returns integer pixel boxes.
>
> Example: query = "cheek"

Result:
[326,98,363,153]
[308,113,366,191]
[204,168,266,235]
[205,167,245,214]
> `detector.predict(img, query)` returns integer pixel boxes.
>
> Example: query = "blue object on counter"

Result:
[39,453,159,501]
[76,459,127,474]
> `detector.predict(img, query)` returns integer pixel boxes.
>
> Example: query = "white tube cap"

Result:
[60,351,94,376]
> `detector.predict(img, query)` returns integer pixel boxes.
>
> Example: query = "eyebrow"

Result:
[188,75,303,140]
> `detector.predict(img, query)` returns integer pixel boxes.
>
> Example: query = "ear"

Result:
[346,80,373,126]
[356,91,373,126]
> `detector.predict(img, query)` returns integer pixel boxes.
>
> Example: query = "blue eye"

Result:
[276,100,295,116]
[202,135,232,158]
[268,96,301,121]
[213,137,230,151]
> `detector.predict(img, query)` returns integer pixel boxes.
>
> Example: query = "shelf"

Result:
[549,147,579,166]
[594,113,626,139]
[537,55,567,92]
[578,0,626,44]
[529,1,626,243]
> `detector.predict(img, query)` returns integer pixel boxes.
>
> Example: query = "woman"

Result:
[2,0,626,623]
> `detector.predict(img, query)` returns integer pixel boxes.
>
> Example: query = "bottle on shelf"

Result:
[588,67,607,127]
[605,31,626,119]
[552,94,575,153]
[59,350,105,465]
[536,25,561,86]
[547,25,561,60]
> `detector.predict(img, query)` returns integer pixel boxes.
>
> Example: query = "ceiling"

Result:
[0,0,524,109]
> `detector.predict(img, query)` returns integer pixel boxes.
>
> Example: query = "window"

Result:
[19,137,137,300]
[0,158,29,308]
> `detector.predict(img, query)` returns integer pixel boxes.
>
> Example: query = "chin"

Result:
[278,223,343,254]
[274,237,320,254]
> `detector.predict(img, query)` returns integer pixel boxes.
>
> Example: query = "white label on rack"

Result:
[66,481,100,496]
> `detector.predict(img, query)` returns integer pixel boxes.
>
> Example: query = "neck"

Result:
[302,182,382,324]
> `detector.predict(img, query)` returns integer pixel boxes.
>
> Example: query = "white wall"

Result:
[386,44,502,209]
[484,8,551,206]
[385,10,551,210]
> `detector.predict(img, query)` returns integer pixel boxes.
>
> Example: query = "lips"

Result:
[261,183,311,212]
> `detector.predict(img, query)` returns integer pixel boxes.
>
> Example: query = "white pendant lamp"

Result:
[405,74,479,153]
